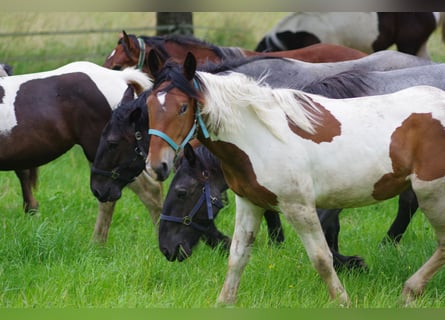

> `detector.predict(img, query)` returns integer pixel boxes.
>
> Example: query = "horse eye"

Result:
[107,141,119,150]
[179,103,188,114]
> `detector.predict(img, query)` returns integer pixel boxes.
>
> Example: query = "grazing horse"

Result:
[146,53,445,306]
[103,30,367,75]
[255,12,444,59]
[0,61,162,243]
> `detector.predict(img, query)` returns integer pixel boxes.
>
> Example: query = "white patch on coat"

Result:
[267,12,379,53]
[0,62,151,135]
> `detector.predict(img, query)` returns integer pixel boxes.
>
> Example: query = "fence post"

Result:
[156,12,194,35]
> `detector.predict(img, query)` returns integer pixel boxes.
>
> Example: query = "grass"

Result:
[0,12,445,309]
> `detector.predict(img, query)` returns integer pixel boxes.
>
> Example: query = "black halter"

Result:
[91,125,147,184]
[160,180,224,232]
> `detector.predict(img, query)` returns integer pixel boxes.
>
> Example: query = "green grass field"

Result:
[0,13,445,308]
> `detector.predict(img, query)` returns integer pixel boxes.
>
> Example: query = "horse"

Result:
[147,50,437,254]
[0,61,162,243]
[145,53,445,306]
[90,85,283,249]
[94,50,436,269]
[103,30,367,75]
[255,12,444,59]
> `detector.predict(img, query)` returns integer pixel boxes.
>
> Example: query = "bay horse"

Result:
[103,30,367,75]
[146,53,445,306]
[255,12,444,59]
[0,61,162,243]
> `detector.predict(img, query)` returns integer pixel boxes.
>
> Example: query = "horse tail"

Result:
[120,67,152,95]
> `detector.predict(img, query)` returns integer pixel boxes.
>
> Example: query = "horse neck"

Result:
[195,144,228,193]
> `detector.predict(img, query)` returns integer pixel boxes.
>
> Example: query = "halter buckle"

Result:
[183,216,192,226]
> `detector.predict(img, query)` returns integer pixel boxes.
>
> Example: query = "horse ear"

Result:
[183,52,197,81]
[120,85,135,104]
[147,50,163,78]
[183,143,196,165]
[122,30,131,48]
[129,107,142,124]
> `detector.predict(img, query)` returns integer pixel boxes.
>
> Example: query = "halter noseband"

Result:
[159,180,224,233]
[137,37,146,70]
[91,125,147,184]
[148,79,210,155]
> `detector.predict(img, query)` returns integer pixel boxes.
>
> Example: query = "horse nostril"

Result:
[176,188,187,199]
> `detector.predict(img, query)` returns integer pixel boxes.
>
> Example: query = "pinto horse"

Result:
[0,61,162,243]
[103,30,367,74]
[255,12,444,59]
[146,53,445,306]
[94,50,435,269]
[90,85,283,248]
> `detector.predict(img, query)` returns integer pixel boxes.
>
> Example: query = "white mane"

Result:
[196,71,320,141]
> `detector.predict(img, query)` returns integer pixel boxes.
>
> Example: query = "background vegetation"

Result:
[0,12,445,308]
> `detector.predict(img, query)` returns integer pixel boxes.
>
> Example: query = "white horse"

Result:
[146,53,445,306]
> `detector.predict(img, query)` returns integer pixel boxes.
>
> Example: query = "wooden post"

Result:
[156,12,193,36]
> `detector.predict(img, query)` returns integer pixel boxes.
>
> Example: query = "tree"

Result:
[156,12,193,36]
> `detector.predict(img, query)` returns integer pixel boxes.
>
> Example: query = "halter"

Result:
[91,125,147,184]
[136,37,146,70]
[148,79,210,155]
[159,180,224,233]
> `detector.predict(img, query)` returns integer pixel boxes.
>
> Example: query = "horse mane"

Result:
[195,71,320,140]
[302,70,374,98]
[112,89,150,125]
[198,55,286,74]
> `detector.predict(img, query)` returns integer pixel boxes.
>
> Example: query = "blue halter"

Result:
[136,37,146,70]
[159,181,223,232]
[148,79,210,153]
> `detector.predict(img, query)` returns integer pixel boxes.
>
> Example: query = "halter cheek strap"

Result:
[137,37,146,70]
[148,79,210,153]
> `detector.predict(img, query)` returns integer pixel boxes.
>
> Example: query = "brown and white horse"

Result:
[0,61,161,242]
[145,53,445,306]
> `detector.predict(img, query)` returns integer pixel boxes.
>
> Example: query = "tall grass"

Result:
[0,13,445,308]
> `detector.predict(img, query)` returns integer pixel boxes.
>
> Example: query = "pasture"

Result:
[1,12,445,308]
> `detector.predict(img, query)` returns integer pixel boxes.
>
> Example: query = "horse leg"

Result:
[92,200,116,243]
[217,196,263,305]
[402,179,445,305]
[382,188,418,244]
[15,168,39,214]
[127,170,163,226]
[263,210,285,244]
[201,222,232,252]
[318,208,367,270]
[281,202,349,305]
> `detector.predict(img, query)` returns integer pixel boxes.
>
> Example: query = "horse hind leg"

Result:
[281,202,349,306]
[401,179,445,305]
[15,168,39,214]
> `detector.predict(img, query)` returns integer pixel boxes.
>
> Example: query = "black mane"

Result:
[112,89,151,124]
[302,70,375,98]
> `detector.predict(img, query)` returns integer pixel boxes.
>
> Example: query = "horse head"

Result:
[90,85,149,202]
[146,51,207,182]
[158,143,228,261]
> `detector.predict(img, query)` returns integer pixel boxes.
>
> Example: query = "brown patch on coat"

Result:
[203,140,278,210]
[373,113,445,200]
[287,97,341,143]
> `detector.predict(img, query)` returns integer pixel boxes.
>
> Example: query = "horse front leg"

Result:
[127,171,163,226]
[92,200,116,243]
[217,196,263,305]
[281,202,349,306]
[15,168,39,214]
